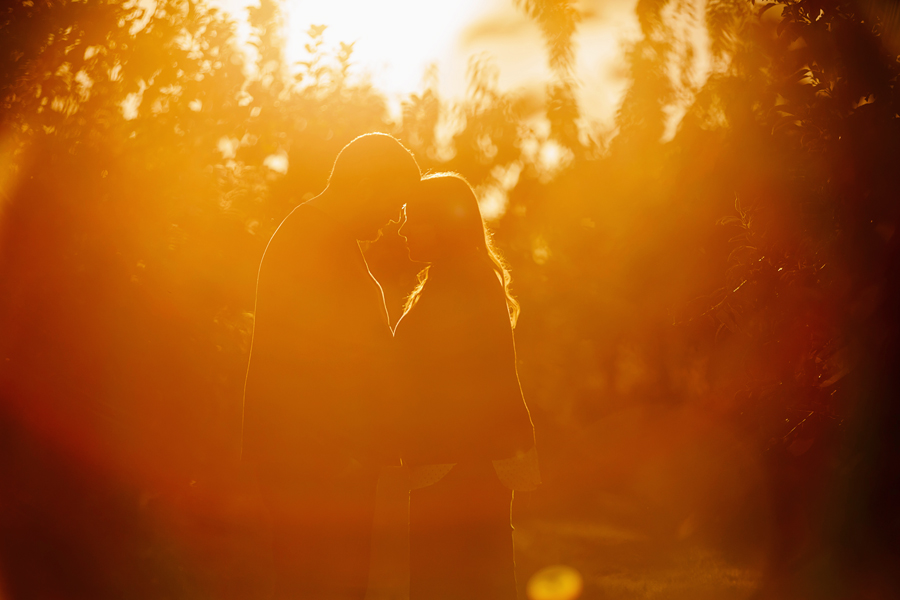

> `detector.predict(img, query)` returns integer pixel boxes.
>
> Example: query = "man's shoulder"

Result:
[264,203,330,256]
[275,202,328,238]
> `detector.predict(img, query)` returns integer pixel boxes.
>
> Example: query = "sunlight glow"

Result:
[527,564,584,600]
[214,0,644,128]
[660,0,713,141]
[263,151,290,174]
[283,0,484,96]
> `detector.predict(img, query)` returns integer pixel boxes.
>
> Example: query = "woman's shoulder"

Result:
[432,263,504,298]
[460,266,512,323]
[435,270,513,341]
[395,263,511,337]
[433,266,504,309]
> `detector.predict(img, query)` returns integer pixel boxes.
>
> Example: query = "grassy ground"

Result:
[514,512,760,600]
[510,404,768,600]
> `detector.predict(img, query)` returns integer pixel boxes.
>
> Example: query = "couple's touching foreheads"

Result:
[242,133,540,600]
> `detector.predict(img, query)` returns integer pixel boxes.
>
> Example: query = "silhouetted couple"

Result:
[242,133,539,600]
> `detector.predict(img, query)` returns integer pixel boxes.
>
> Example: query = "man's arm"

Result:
[242,216,338,468]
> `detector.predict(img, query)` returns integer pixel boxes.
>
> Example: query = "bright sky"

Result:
[213,0,642,128]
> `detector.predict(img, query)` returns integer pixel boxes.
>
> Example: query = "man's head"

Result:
[325,133,421,241]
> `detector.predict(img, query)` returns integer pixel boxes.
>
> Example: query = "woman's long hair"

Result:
[402,173,520,327]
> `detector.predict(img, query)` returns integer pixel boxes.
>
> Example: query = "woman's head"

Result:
[400,173,520,326]
[400,174,487,263]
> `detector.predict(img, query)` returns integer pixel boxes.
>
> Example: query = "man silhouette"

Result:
[242,133,420,599]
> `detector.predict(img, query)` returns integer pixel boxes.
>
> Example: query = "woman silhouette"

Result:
[394,174,540,599]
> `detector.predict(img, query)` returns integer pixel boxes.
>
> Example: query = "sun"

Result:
[281,0,487,98]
